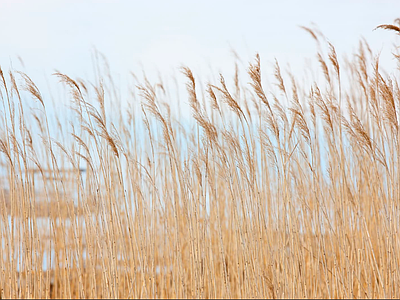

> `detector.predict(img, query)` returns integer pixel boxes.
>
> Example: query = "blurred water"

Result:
[1,215,89,271]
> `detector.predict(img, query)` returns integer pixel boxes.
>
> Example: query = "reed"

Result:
[0,22,399,298]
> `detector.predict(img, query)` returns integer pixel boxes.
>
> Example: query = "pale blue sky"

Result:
[0,0,399,95]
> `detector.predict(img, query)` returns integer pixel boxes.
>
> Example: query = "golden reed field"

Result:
[1,22,400,298]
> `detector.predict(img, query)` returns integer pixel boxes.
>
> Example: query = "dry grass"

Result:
[1,23,400,298]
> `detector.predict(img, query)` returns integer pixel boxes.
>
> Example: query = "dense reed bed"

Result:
[1,24,400,298]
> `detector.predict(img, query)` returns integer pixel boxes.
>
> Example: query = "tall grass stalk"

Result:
[1,24,400,298]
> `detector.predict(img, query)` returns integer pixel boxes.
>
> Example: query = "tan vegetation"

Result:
[1,24,400,298]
